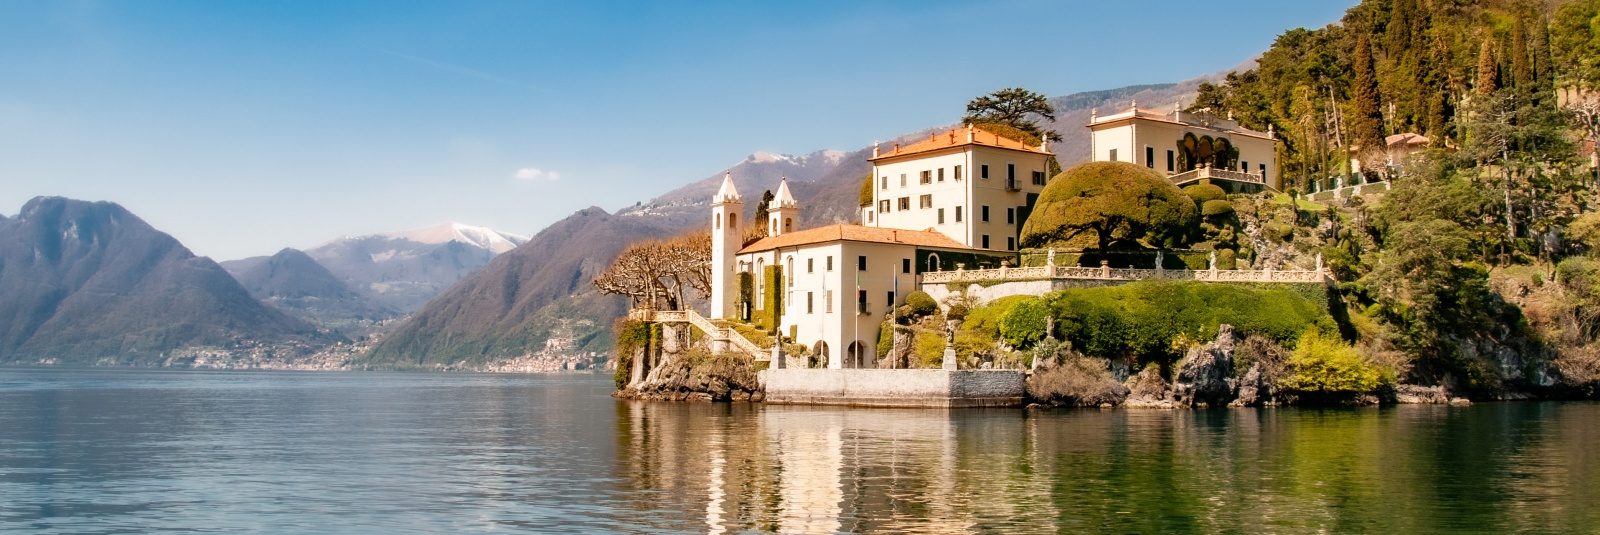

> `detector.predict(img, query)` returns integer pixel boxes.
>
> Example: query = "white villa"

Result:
[1088,103,1279,192]
[708,124,1044,368]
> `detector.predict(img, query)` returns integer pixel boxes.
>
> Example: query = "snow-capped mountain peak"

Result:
[379,222,528,254]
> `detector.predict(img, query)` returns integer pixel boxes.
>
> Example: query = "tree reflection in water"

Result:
[613,401,1600,534]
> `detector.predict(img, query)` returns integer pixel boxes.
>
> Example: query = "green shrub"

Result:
[946,303,969,321]
[1217,249,1237,270]
[1183,183,1227,204]
[905,290,938,316]
[1281,331,1383,393]
[1201,199,1235,217]
[914,330,948,368]
[997,296,1049,348]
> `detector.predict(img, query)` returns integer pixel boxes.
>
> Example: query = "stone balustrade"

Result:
[919,264,1331,285]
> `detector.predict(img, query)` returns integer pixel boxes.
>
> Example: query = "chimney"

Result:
[966,124,974,143]
[872,141,880,158]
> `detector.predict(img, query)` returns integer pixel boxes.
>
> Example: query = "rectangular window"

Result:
[1006,207,1015,225]
[955,206,963,222]
[858,290,867,314]
[954,165,963,180]
[827,256,833,271]
[1167,150,1175,172]
[920,170,932,184]
[1242,161,1249,173]
[881,176,888,189]
[900,173,907,187]
[981,164,989,179]
[858,255,867,271]
[1032,170,1045,186]
[1109,148,1118,162]
[898,197,910,211]
[937,208,945,224]
[1260,163,1267,181]
[937,168,945,182]
[1007,163,1015,182]
[826,290,833,313]
[982,234,990,249]
[807,292,814,314]
[1007,236,1015,251]
[879,199,890,213]
[807,258,814,273]
[981,205,990,222]
[887,291,895,307]
[902,258,911,274]
[867,211,874,223]
[1146,146,1155,168]
[919,194,932,209]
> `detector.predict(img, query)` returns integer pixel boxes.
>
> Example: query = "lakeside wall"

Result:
[760,369,1025,408]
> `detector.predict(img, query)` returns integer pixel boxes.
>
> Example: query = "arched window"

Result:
[927,253,941,272]
[786,256,794,287]
[784,217,793,233]
[715,213,722,230]
[754,258,765,309]
[728,214,737,230]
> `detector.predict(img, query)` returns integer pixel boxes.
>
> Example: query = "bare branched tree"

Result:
[592,230,712,311]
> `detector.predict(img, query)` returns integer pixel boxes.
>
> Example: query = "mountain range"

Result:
[0,197,332,364]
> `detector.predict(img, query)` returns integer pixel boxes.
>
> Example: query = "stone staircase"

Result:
[627,309,767,361]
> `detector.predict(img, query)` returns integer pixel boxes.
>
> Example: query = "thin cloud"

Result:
[514,168,559,181]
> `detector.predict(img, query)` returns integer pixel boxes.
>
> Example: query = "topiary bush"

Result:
[904,290,938,317]
[1020,161,1198,250]
[1201,199,1235,217]
[1183,183,1227,204]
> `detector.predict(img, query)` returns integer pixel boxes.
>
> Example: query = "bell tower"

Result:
[768,177,800,236]
[710,172,743,319]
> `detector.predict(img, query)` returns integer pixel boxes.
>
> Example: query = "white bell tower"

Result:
[769,177,800,236]
[710,172,743,319]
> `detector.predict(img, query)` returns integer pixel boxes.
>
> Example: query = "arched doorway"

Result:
[847,340,869,369]
[926,253,941,272]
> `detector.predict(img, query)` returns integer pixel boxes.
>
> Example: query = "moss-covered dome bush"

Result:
[1183,183,1227,204]
[1020,161,1198,250]
[1202,199,1235,217]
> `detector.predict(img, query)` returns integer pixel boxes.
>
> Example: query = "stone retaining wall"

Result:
[759,369,1025,408]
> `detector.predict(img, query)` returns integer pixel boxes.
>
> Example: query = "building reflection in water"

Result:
[614,401,1600,534]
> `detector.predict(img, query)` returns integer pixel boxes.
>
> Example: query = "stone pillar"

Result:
[942,341,957,371]
[1101,259,1111,279]
[772,342,784,369]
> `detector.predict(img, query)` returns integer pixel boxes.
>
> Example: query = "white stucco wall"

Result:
[870,145,1050,251]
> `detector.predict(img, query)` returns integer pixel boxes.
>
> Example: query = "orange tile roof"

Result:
[869,125,1051,161]
[738,224,969,254]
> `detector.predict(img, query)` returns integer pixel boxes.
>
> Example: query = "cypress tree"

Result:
[1388,0,1414,53]
[1352,34,1387,173]
[1477,39,1497,97]
[1512,16,1532,88]
[1532,16,1554,92]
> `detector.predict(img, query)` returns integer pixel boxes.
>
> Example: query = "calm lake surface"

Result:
[1,369,1597,534]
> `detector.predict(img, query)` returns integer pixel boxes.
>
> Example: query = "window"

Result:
[1242,161,1249,173]
[881,176,887,189]
[1146,147,1155,168]
[1032,171,1046,186]
[1007,236,1015,251]
[981,164,989,179]
[1167,150,1175,172]
[857,290,867,314]
[715,213,721,229]
[1007,163,1015,182]
[982,234,990,249]
[898,197,910,211]
[807,292,814,314]
[954,165,963,180]
[807,258,814,273]
[879,199,890,213]
[902,258,911,274]
[981,205,990,222]
[857,255,867,271]
[1260,163,1267,182]
[937,208,945,224]
[955,206,963,222]
[920,170,932,184]
[867,211,874,223]
[937,168,945,182]
[887,291,895,307]
[825,290,833,313]
[786,257,793,286]
[919,194,932,209]
[1006,207,1015,225]
[900,174,907,187]
[1109,148,1118,162]
[826,256,833,271]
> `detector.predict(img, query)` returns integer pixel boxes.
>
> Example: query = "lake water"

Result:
[0,369,1596,534]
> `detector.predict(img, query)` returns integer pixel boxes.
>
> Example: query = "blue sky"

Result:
[0,0,1355,260]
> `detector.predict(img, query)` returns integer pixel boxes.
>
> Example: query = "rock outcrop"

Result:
[1172,325,1237,408]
